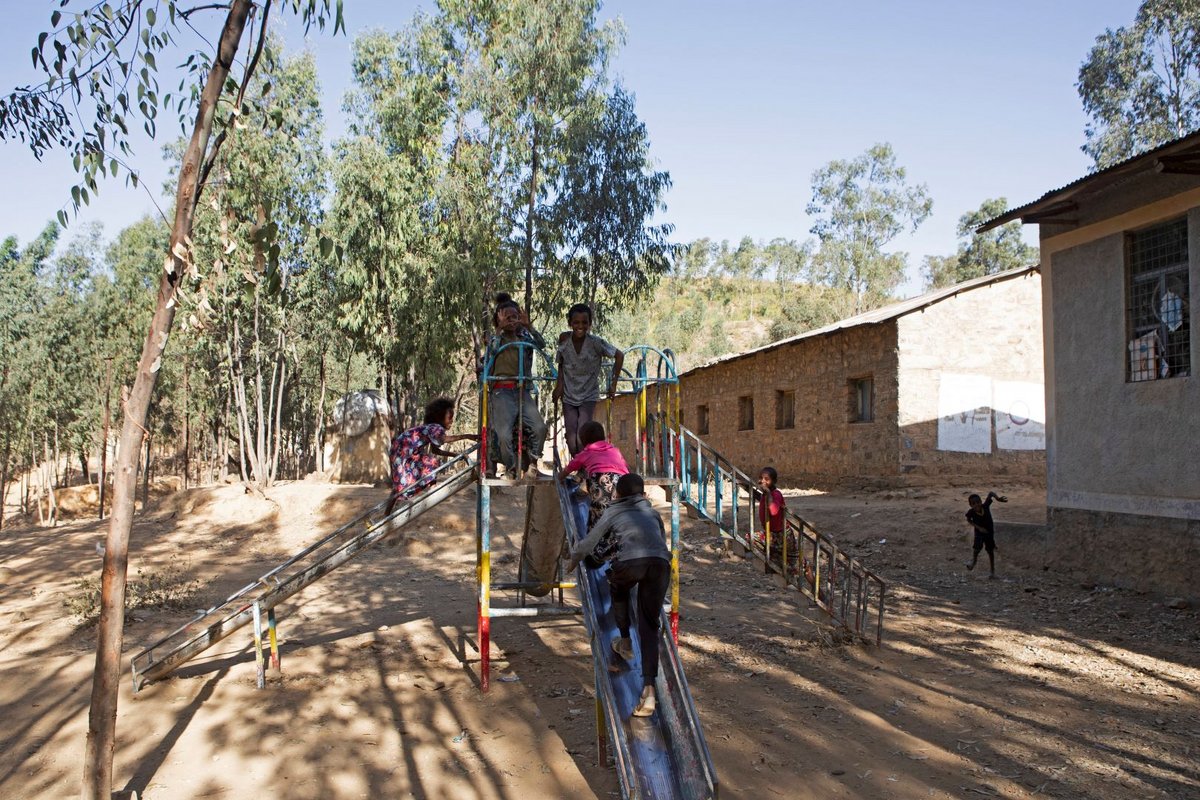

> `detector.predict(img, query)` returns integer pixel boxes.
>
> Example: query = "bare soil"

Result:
[0,479,1197,799]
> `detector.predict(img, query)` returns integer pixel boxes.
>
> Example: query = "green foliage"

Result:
[332,2,674,414]
[545,85,675,320]
[0,1,345,222]
[1078,0,1200,167]
[922,198,1038,289]
[606,237,858,372]
[807,143,932,310]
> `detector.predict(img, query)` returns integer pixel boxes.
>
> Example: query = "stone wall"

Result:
[895,271,1046,483]
[610,322,901,486]
[323,416,391,484]
[609,271,1046,488]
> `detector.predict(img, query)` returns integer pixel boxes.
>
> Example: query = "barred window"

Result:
[1127,218,1191,382]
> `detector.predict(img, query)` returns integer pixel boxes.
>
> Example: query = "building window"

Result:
[696,405,709,435]
[1127,217,1191,381]
[850,377,873,423]
[775,390,795,430]
[738,396,754,431]
[619,418,628,440]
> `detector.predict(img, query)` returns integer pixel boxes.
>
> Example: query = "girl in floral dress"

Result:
[385,398,478,516]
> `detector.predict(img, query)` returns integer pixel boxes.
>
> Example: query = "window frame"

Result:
[775,389,795,430]
[1125,216,1191,383]
[737,395,755,431]
[849,376,874,423]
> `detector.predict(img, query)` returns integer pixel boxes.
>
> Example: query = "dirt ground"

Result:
[0,477,1197,799]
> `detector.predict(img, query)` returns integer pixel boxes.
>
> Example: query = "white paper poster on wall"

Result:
[993,380,1046,450]
[937,373,993,453]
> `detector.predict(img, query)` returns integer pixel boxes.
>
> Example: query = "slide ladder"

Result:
[130,446,479,691]
[555,479,718,800]
[674,426,886,644]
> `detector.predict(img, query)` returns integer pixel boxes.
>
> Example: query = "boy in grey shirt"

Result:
[567,473,670,717]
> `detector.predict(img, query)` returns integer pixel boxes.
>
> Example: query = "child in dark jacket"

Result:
[567,473,670,718]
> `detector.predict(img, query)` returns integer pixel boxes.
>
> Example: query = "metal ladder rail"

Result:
[674,425,886,645]
[131,447,479,690]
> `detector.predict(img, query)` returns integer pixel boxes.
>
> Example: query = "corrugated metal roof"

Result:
[680,265,1040,378]
[978,128,1200,232]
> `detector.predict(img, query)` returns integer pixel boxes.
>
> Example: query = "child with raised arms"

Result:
[553,303,624,457]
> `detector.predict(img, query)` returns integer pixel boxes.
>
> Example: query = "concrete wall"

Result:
[1041,204,1200,517]
[895,271,1046,483]
[1035,173,1200,597]
[1046,507,1200,598]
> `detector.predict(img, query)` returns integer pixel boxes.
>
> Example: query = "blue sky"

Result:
[0,1,1139,295]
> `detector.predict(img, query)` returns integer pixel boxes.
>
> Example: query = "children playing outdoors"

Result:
[553,303,624,457]
[966,490,1008,577]
[385,398,479,516]
[756,467,795,573]
[566,473,670,718]
[558,420,629,529]
[485,293,548,479]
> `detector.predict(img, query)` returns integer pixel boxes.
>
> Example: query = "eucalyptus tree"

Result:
[188,50,329,490]
[0,224,58,528]
[457,0,620,314]
[922,198,1038,289]
[335,4,673,411]
[1079,0,1200,168]
[544,85,674,320]
[808,143,932,312]
[0,3,343,796]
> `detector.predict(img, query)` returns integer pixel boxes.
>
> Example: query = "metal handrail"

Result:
[131,446,479,689]
[675,424,886,645]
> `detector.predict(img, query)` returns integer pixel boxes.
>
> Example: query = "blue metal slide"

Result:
[554,481,718,800]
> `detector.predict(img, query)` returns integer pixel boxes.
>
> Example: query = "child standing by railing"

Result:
[756,466,796,574]
[485,293,548,478]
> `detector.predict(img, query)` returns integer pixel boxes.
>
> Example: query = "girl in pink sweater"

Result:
[559,421,629,529]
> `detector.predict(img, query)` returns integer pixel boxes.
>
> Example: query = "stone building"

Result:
[981,132,1200,597]
[609,266,1046,487]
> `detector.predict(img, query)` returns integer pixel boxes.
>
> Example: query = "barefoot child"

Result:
[485,293,548,478]
[966,491,1007,577]
[566,473,670,718]
[385,398,478,516]
[553,303,624,456]
[558,421,629,530]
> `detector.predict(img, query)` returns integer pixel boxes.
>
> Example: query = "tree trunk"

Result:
[140,434,152,511]
[523,119,539,314]
[98,360,112,520]
[315,350,326,473]
[0,448,7,530]
[182,355,190,490]
[80,5,253,798]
